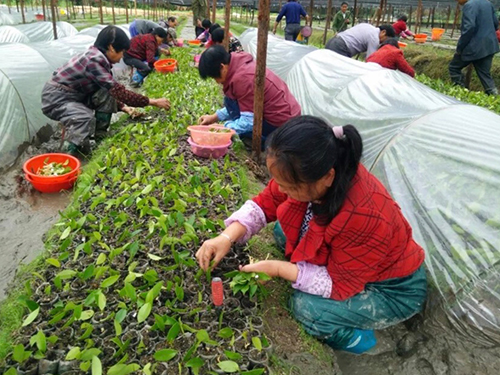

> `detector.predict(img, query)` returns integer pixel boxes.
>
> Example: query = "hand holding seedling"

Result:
[149,98,171,110]
[198,113,218,125]
[239,260,299,282]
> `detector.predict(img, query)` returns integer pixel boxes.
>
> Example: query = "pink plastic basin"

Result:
[187,125,235,146]
[188,137,231,159]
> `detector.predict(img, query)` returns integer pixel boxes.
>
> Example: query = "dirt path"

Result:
[0,139,70,300]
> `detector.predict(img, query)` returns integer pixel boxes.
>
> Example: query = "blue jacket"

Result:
[457,0,499,61]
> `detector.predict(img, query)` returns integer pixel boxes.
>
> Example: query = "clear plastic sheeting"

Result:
[0,5,39,25]
[241,29,500,345]
[0,22,78,44]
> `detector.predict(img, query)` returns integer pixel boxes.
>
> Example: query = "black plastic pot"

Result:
[38,358,59,375]
[248,348,269,368]
[247,316,264,330]
[58,360,78,374]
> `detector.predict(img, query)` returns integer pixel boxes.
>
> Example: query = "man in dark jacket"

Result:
[448,0,499,95]
[197,45,301,140]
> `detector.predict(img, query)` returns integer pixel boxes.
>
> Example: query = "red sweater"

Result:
[253,164,425,301]
[366,45,415,77]
[392,20,408,35]
[222,52,301,126]
[126,33,159,67]
[496,29,500,43]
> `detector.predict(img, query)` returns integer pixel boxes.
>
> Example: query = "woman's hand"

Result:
[150,98,171,110]
[240,260,299,282]
[196,235,232,271]
[198,113,218,125]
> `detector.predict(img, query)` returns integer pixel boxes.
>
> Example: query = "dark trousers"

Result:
[284,23,301,41]
[448,53,498,95]
[123,53,152,77]
[195,26,205,38]
[325,36,351,58]
[224,97,277,147]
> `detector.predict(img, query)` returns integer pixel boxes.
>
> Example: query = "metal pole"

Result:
[323,0,332,44]
[224,0,231,49]
[50,0,58,38]
[252,0,270,158]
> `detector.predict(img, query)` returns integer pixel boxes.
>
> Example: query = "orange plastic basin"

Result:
[187,40,202,47]
[154,58,177,73]
[188,125,236,146]
[431,28,445,41]
[398,41,407,48]
[23,153,80,193]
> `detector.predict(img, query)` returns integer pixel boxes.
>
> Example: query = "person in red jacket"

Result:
[392,14,414,39]
[196,116,427,354]
[123,27,172,84]
[367,38,415,77]
[197,45,301,142]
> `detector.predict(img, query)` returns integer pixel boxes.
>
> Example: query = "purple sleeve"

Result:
[276,4,287,22]
[292,261,332,298]
[224,200,267,243]
[300,5,307,17]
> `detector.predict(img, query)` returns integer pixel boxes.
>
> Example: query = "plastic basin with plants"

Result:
[187,125,235,146]
[188,137,232,159]
[23,153,80,193]
[187,40,202,48]
[154,58,177,74]
[414,33,428,43]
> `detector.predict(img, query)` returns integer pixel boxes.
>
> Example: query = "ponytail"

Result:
[267,116,363,225]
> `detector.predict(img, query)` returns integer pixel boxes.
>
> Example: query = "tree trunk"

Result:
[375,0,383,26]
[408,5,412,29]
[445,5,451,31]
[252,0,270,158]
[20,0,26,23]
[50,0,58,38]
[212,0,216,23]
[99,0,103,23]
[111,0,116,23]
[308,0,313,27]
[451,3,460,38]
[323,0,332,45]
[224,0,231,50]
[353,0,358,25]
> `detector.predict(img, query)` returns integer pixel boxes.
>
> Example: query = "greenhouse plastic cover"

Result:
[241,29,500,345]
[0,21,78,43]
[0,24,131,170]
[0,5,38,25]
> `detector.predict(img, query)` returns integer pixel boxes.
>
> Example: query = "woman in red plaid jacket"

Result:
[196,115,427,354]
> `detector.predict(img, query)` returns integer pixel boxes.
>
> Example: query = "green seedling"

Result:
[224,270,271,299]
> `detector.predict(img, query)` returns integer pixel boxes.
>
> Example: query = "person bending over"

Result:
[366,38,415,77]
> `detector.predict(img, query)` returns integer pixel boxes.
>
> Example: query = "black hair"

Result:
[152,27,168,39]
[379,24,396,38]
[380,37,399,48]
[267,116,363,225]
[209,23,221,35]
[198,45,231,79]
[211,28,224,43]
[341,2,348,6]
[167,16,177,23]
[397,14,408,22]
[94,25,130,53]
[202,19,212,29]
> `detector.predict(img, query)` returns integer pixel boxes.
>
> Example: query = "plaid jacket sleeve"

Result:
[326,208,392,300]
[252,179,288,223]
[85,55,114,91]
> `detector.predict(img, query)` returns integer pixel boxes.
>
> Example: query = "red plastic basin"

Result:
[187,125,235,146]
[188,137,231,159]
[23,153,80,193]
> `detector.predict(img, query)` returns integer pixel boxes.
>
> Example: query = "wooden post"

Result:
[20,0,26,23]
[212,0,216,23]
[252,0,270,158]
[416,0,422,33]
[41,0,46,20]
[353,0,357,24]
[445,5,451,31]
[388,5,392,23]
[408,5,412,29]
[99,0,103,23]
[125,0,128,22]
[451,3,459,38]
[50,0,58,38]
[323,0,332,45]
[90,0,93,19]
[250,0,255,26]
[431,6,435,28]
[426,7,431,27]
[111,0,115,23]
[308,0,314,27]
[72,0,76,19]
[224,0,231,50]
[375,0,383,26]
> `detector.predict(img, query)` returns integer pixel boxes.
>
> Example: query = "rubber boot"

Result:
[131,70,144,87]
[94,112,112,141]
[341,329,377,354]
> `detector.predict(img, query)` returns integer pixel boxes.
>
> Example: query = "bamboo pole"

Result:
[41,0,46,20]
[50,0,58,38]
[426,7,432,27]
[224,0,231,49]
[451,3,459,38]
[110,0,115,23]
[431,6,435,28]
[323,0,332,45]
[445,5,451,31]
[252,0,270,158]
[20,0,26,23]
[99,0,103,23]
[72,0,76,19]
[308,0,313,27]
[353,0,357,24]
[212,0,216,23]
[125,0,129,22]
[90,0,93,19]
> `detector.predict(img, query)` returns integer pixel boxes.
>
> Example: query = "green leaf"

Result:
[142,184,153,195]
[185,357,204,375]
[60,227,71,240]
[56,269,77,280]
[241,369,266,375]
[80,348,102,361]
[97,292,107,311]
[114,320,122,336]
[166,322,181,343]
[22,308,39,327]
[65,346,81,360]
[96,253,107,265]
[12,344,25,363]
[252,336,262,351]
[196,329,210,343]
[101,275,120,289]
[223,350,242,361]
[34,330,47,352]
[92,356,102,375]
[217,360,239,373]
[137,302,152,323]
[147,253,163,261]
[4,368,18,375]
[143,363,152,375]
[107,364,140,375]
[115,308,127,323]
[46,258,61,268]
[174,285,184,301]
[153,349,178,362]
[217,327,234,339]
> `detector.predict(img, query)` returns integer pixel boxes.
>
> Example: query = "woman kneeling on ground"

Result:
[366,38,415,77]
[41,26,170,157]
[196,116,427,354]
